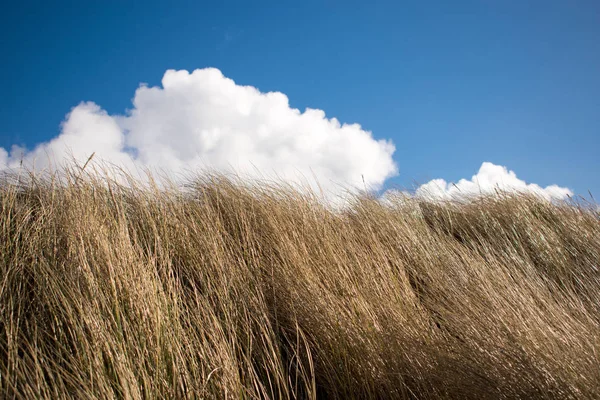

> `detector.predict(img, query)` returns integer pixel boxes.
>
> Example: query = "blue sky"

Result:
[1,0,599,198]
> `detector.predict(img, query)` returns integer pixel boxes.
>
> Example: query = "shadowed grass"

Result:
[1,168,599,399]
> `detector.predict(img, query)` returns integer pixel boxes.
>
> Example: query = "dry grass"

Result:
[1,168,599,399]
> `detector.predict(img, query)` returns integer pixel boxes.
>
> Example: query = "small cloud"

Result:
[414,162,573,201]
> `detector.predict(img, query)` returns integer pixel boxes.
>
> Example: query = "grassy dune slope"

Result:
[1,170,599,399]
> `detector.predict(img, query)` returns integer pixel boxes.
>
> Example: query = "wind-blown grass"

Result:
[1,168,599,399]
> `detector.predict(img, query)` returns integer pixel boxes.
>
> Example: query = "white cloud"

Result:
[0,68,398,200]
[415,162,572,201]
[0,148,7,167]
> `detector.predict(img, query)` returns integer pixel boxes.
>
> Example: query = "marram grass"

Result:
[1,168,599,399]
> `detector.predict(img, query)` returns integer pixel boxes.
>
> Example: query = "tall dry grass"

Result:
[1,168,599,399]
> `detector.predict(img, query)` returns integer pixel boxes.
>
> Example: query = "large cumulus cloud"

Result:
[0,68,398,199]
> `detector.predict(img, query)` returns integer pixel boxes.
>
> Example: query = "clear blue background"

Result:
[1,0,598,195]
